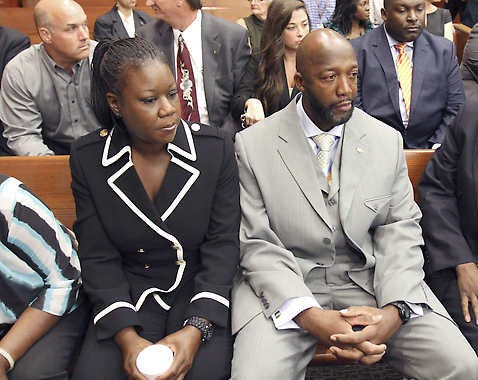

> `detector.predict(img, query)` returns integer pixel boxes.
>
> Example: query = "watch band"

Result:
[184,316,214,342]
[390,301,412,324]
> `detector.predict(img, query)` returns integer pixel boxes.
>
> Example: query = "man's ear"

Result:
[38,26,52,44]
[381,7,387,23]
[295,72,305,93]
[106,92,121,116]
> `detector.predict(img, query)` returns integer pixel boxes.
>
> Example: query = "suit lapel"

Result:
[409,33,428,124]
[101,121,199,231]
[339,110,368,222]
[276,101,333,230]
[201,13,220,117]
[372,26,402,125]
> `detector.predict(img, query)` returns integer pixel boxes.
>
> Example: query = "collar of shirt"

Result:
[384,25,414,65]
[39,44,83,79]
[173,9,202,50]
[296,95,343,155]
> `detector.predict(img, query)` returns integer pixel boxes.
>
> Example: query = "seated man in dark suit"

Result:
[0,26,30,85]
[419,23,478,355]
[351,0,464,149]
[140,0,252,135]
[94,0,153,42]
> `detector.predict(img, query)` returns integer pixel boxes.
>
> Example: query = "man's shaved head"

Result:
[295,29,358,131]
[297,29,355,79]
[34,0,83,30]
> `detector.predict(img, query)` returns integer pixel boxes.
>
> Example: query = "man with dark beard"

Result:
[230,29,478,380]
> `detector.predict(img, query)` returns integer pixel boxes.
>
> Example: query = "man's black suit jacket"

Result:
[419,75,478,275]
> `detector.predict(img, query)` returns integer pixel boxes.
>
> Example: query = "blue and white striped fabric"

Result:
[303,0,336,30]
[0,175,81,327]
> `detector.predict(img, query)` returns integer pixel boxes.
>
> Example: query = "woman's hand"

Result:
[156,325,202,380]
[114,327,153,380]
[242,98,265,127]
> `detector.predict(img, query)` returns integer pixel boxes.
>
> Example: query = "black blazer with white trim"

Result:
[70,121,240,341]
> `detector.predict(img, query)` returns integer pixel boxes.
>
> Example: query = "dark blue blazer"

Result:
[351,25,464,149]
[93,6,153,42]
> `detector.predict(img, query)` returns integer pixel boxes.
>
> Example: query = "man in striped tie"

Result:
[351,0,464,149]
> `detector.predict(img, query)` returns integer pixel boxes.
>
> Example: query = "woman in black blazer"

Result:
[71,38,240,380]
[94,0,153,41]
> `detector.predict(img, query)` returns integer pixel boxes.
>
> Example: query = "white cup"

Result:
[136,344,174,380]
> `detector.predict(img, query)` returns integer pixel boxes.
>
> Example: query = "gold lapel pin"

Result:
[99,129,108,137]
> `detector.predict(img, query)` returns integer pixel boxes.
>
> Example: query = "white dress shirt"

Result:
[172,10,209,126]
[117,9,136,38]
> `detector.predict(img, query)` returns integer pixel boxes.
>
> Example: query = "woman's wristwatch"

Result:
[184,316,214,342]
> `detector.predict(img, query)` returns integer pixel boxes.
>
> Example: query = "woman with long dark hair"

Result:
[325,0,373,39]
[70,37,240,380]
[255,0,309,118]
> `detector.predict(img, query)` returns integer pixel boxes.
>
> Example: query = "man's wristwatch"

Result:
[389,301,412,324]
[184,316,214,342]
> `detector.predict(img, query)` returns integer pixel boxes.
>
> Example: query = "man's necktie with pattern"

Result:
[176,34,200,123]
[313,133,336,183]
[395,43,413,117]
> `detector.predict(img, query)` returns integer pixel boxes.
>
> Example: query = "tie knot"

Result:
[313,133,336,152]
[178,34,185,46]
[394,43,407,54]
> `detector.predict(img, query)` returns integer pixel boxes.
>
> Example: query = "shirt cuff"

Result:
[271,297,321,330]
[406,302,424,319]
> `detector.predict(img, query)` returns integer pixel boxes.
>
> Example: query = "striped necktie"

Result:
[395,43,413,117]
[313,133,336,181]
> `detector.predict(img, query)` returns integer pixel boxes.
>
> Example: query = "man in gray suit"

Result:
[231,29,478,380]
[140,0,251,135]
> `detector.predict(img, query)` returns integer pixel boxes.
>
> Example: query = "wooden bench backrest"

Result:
[0,2,249,44]
[453,23,472,64]
[0,148,434,238]
[0,155,75,229]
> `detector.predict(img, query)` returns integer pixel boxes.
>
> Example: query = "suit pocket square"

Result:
[364,194,392,213]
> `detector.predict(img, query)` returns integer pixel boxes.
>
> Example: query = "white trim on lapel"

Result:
[163,121,200,221]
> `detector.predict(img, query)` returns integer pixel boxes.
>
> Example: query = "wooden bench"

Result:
[0,149,435,365]
[0,155,74,229]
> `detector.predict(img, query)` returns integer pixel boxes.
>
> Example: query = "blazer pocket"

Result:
[364,194,392,213]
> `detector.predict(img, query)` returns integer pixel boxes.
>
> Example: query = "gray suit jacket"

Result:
[232,98,447,333]
[139,12,251,135]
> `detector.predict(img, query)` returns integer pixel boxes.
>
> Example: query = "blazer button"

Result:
[323,238,332,245]
[144,264,150,269]
[137,248,145,254]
